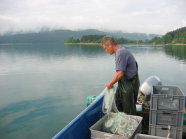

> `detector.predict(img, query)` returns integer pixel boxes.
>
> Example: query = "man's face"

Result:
[102,44,114,55]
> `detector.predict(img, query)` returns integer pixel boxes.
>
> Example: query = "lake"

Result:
[0,43,186,139]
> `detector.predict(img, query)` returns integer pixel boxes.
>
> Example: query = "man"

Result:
[101,36,140,115]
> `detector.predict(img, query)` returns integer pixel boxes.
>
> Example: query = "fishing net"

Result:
[102,87,118,114]
[102,112,142,137]
[101,87,142,137]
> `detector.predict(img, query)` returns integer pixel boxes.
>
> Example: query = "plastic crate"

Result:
[151,86,185,111]
[134,134,169,139]
[90,114,142,139]
[149,124,182,139]
[149,109,184,126]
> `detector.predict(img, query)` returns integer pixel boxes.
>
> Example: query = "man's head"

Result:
[101,36,118,54]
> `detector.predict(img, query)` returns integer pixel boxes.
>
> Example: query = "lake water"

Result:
[0,43,186,139]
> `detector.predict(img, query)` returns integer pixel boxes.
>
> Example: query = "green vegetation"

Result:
[66,27,186,45]
[67,35,104,43]
[67,26,186,45]
[67,37,80,43]
[164,45,186,60]
[66,35,142,44]
[115,38,142,44]
[81,35,104,43]
[149,26,186,44]
[1,27,185,45]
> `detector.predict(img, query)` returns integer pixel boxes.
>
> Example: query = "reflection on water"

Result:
[0,43,105,58]
[65,44,105,55]
[0,97,83,139]
[164,45,186,62]
[0,43,186,139]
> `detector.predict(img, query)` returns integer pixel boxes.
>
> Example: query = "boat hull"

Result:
[53,93,105,139]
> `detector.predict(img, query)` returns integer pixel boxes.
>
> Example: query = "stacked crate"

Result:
[149,86,185,139]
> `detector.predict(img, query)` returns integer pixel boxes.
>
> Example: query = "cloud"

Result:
[0,0,186,35]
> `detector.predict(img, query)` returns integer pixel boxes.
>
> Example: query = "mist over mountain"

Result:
[0,29,160,43]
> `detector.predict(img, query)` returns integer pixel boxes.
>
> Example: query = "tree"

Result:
[149,26,186,44]
[67,37,77,43]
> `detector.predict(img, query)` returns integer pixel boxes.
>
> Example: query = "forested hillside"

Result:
[66,35,139,44]
[150,26,186,44]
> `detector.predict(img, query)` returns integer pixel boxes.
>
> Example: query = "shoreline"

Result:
[64,42,100,45]
[65,42,186,46]
[0,42,185,46]
[153,43,186,46]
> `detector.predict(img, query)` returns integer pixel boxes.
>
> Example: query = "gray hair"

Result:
[101,36,117,46]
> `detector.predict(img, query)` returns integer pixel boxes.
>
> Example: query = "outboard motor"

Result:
[137,76,162,104]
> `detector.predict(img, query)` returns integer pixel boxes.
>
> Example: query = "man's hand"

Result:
[106,82,113,89]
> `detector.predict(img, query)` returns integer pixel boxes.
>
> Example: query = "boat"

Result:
[53,76,186,139]
[52,76,159,139]
[53,91,105,139]
[53,92,186,139]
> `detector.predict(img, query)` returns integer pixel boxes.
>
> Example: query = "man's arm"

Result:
[106,70,124,89]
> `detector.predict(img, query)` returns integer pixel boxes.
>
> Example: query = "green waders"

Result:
[115,67,140,115]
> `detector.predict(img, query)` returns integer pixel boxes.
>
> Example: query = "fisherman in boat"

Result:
[101,36,140,115]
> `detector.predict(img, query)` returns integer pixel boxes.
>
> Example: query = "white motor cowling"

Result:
[137,76,162,104]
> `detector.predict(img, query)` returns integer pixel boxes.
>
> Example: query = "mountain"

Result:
[0,29,160,43]
[150,26,186,44]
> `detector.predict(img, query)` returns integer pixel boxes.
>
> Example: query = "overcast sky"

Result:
[0,0,186,35]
